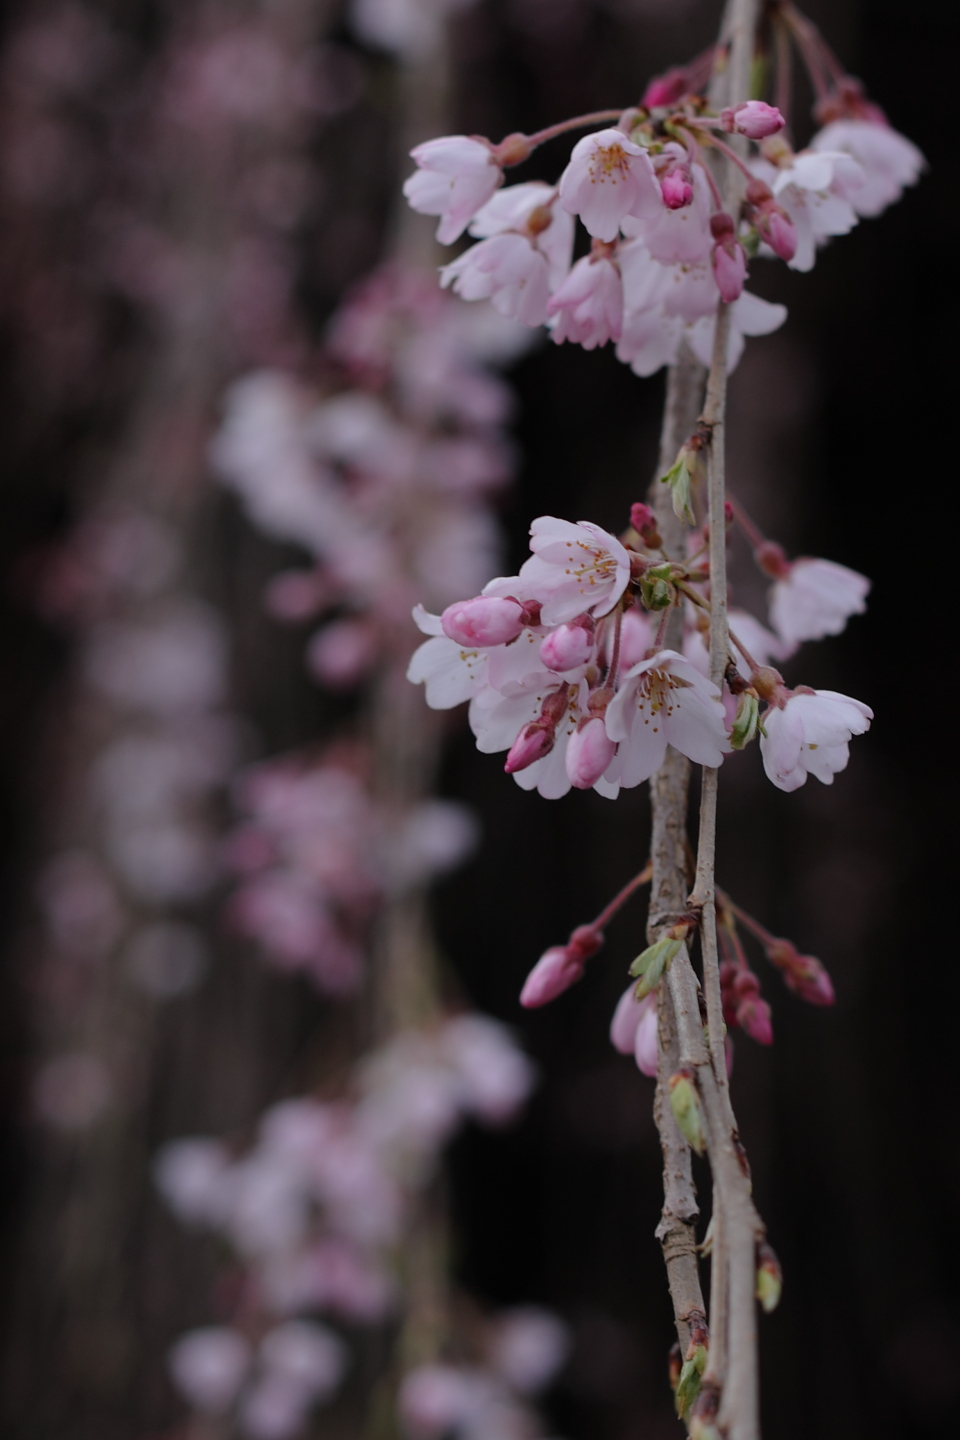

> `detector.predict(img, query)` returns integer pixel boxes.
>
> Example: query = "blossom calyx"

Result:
[750,665,787,704]
[721,101,786,140]
[668,1070,706,1154]
[492,132,533,167]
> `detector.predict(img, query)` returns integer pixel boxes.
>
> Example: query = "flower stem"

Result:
[591,862,653,931]
[522,109,626,151]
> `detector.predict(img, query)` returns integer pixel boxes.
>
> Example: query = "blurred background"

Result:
[0,2,956,1438]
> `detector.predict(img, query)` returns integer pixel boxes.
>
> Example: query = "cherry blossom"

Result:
[768,556,870,645]
[811,118,924,218]
[759,689,872,792]
[403,135,502,244]
[604,650,731,787]
[513,516,632,625]
[546,251,623,349]
[752,150,864,272]
[557,127,661,242]
[442,183,574,327]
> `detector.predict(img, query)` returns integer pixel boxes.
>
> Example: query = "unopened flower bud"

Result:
[755,1241,782,1313]
[629,935,682,998]
[504,723,554,774]
[641,68,689,109]
[442,596,524,647]
[774,947,835,1006]
[540,616,595,672]
[668,1070,706,1154]
[736,993,773,1046]
[758,206,798,262]
[520,946,583,1008]
[711,230,747,303]
[629,502,663,548]
[730,692,760,749]
[566,718,617,789]
[721,101,786,139]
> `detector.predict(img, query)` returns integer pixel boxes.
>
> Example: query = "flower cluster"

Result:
[157,1015,536,1436]
[409,509,872,799]
[399,1308,568,1440]
[212,265,530,692]
[224,746,476,992]
[404,83,921,374]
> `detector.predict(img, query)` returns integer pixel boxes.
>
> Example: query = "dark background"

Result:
[1,2,957,1438]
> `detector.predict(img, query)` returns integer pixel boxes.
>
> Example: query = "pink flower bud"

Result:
[540,618,595,672]
[633,999,659,1076]
[711,235,747,303]
[721,101,785,139]
[782,954,835,1006]
[759,207,797,262]
[520,946,584,1008]
[660,166,694,210]
[641,69,689,109]
[736,994,773,1045]
[441,596,524,647]
[504,723,554,774]
[565,718,617,790]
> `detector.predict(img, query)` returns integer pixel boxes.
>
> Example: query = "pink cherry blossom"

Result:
[557,128,661,242]
[488,1308,569,1394]
[516,516,632,625]
[604,649,730,787]
[442,182,574,325]
[760,689,872,792]
[752,151,863,271]
[169,1328,251,1413]
[811,119,924,218]
[609,987,658,1077]
[441,233,553,327]
[403,135,502,244]
[768,557,870,645]
[546,253,623,350]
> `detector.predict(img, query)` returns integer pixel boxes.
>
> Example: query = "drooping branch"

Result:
[646,1,766,1436]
